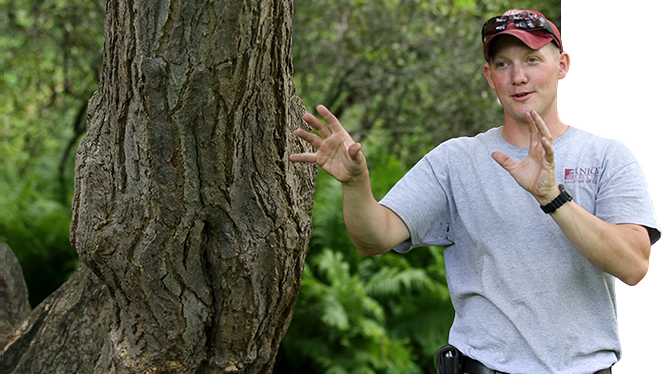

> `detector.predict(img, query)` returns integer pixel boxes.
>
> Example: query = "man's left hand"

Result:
[491,110,560,205]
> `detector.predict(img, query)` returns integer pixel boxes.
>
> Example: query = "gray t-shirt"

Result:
[379,127,660,374]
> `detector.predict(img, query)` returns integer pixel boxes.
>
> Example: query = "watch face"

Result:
[558,184,573,200]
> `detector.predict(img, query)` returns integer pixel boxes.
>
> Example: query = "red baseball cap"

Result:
[482,9,562,62]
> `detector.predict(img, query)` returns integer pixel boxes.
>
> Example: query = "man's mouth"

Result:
[512,92,533,101]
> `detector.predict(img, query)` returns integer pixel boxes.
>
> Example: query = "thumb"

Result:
[492,151,515,171]
[349,142,363,160]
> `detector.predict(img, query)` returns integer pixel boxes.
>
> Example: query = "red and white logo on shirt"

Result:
[564,167,601,184]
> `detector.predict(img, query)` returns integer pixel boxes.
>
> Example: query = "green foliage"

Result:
[276,152,454,374]
[0,177,79,306]
[280,248,421,374]
[1,0,104,306]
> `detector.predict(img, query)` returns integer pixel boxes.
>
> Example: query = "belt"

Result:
[462,356,508,374]
[462,356,612,374]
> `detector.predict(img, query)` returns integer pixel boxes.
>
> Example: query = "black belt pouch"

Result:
[435,344,463,374]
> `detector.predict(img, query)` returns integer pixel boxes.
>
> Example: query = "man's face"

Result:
[483,36,569,124]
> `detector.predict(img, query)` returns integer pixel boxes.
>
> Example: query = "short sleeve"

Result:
[595,141,661,244]
[379,146,454,252]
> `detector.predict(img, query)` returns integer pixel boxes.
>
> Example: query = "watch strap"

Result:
[540,184,572,214]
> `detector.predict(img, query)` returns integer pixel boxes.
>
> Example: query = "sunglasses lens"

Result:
[482,12,552,42]
[513,14,545,30]
[514,20,532,29]
[482,17,507,41]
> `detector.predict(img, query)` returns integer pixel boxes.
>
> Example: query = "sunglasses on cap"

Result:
[481,12,561,46]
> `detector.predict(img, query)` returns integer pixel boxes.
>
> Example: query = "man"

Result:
[290,9,661,374]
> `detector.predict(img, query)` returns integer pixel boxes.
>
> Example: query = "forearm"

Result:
[549,201,651,286]
[341,171,409,256]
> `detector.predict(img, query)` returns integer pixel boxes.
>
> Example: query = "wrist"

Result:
[341,168,370,189]
[535,186,561,206]
[540,184,573,214]
[534,189,560,206]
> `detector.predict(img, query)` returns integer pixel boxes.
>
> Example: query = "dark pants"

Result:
[436,345,612,374]
[462,355,612,374]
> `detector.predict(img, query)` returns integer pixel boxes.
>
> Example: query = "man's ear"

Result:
[558,51,571,80]
[484,64,496,90]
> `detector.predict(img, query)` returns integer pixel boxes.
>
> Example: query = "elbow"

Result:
[355,243,375,257]
[621,259,649,287]
[352,237,391,257]
[356,244,391,257]
[350,233,391,257]
[358,249,380,257]
[618,224,652,286]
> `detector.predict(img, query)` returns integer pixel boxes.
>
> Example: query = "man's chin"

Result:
[505,109,534,124]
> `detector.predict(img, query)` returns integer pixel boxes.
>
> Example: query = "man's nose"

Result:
[512,66,528,85]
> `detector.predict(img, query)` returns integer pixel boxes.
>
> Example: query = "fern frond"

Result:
[321,294,351,330]
[365,266,437,297]
[324,365,349,374]
[314,248,351,287]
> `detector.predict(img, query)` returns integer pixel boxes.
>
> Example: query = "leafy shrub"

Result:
[276,155,454,374]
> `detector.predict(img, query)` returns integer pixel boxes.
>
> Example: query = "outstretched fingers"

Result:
[541,134,555,161]
[526,111,554,161]
[528,110,553,139]
[315,105,346,134]
[291,111,328,164]
[294,127,323,149]
[289,152,317,163]
[302,112,332,139]
[295,105,341,149]
[299,105,350,141]
[290,104,368,183]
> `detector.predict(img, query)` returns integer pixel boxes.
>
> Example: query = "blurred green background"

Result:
[1,1,558,373]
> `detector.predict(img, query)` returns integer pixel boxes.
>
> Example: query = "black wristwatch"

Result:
[540,184,572,214]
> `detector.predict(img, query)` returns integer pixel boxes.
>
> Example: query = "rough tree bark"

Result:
[0,244,31,341]
[1,0,317,372]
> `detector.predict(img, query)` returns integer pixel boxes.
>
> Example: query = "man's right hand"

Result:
[290,104,409,256]
[289,105,367,183]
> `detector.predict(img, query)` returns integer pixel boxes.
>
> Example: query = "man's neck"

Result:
[500,111,568,148]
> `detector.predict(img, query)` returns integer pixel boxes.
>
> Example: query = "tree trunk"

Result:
[0,244,31,341]
[1,0,316,372]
